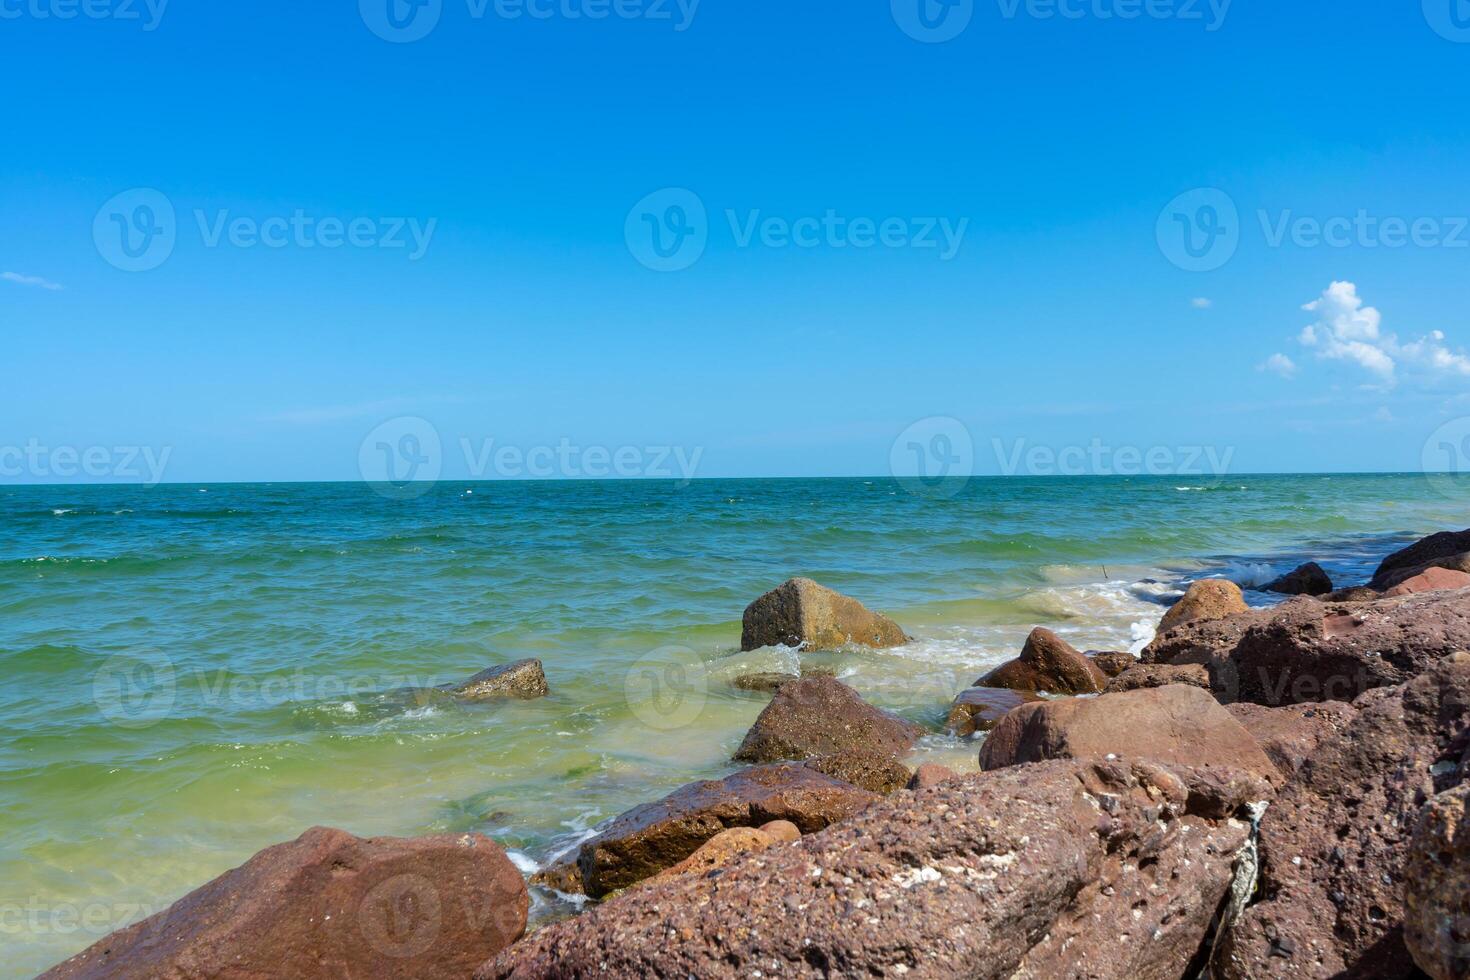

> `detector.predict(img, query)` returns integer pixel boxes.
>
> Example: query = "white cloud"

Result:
[1291,281,1470,388]
[1,271,62,291]
[1258,353,1297,379]
[1191,297,1212,309]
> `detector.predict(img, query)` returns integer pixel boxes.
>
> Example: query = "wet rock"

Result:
[572,762,877,898]
[730,666,835,693]
[642,827,778,887]
[979,684,1283,790]
[803,747,913,794]
[1144,590,1470,705]
[1104,661,1210,693]
[1371,529,1470,590]
[1406,783,1470,980]
[1385,566,1470,597]
[977,627,1108,695]
[1225,700,1361,776]
[732,675,920,764]
[528,860,584,896]
[946,686,1042,736]
[1265,561,1334,596]
[479,760,1255,980]
[452,658,549,700]
[1158,578,1249,633]
[41,827,528,980]
[1089,650,1136,677]
[1216,657,1470,979]
[740,578,909,652]
[906,762,958,790]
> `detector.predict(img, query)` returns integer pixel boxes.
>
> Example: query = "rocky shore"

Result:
[39,530,1470,979]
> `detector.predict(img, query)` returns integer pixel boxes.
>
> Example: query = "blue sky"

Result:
[4,0,1470,483]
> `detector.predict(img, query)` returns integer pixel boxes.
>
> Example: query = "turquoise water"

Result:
[3,474,1466,976]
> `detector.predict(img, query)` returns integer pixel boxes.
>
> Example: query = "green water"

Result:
[2,474,1465,976]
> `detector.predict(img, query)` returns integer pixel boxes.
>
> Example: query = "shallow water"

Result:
[2,474,1466,976]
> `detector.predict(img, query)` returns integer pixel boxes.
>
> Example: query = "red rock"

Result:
[1088,650,1136,677]
[1384,566,1470,597]
[1158,578,1248,633]
[803,747,913,793]
[1406,783,1470,980]
[945,686,1041,736]
[1225,701,1360,776]
[732,676,920,764]
[1371,529,1470,589]
[906,762,958,790]
[643,827,777,886]
[740,578,909,651]
[757,819,801,842]
[977,627,1108,695]
[40,827,528,980]
[479,760,1256,980]
[1103,662,1210,693]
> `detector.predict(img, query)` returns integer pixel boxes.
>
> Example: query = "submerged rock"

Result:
[977,627,1108,695]
[479,760,1257,980]
[945,686,1041,736]
[1406,783,1470,980]
[729,666,835,693]
[740,577,909,652]
[1265,561,1334,596]
[569,762,877,898]
[41,827,528,980]
[1217,656,1470,979]
[732,675,920,764]
[452,658,550,700]
[1158,578,1249,633]
[1371,529,1470,590]
[1104,661,1210,693]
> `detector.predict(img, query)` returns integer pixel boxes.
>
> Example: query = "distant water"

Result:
[3,474,1467,976]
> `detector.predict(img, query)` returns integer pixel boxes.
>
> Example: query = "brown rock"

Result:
[740,578,909,652]
[803,748,913,794]
[1225,700,1360,776]
[906,762,958,790]
[946,686,1042,736]
[453,658,549,700]
[1145,590,1470,706]
[1104,662,1210,693]
[757,819,801,842]
[1385,566,1470,597]
[1371,529,1470,589]
[1089,650,1136,677]
[1217,657,1470,979]
[979,684,1283,790]
[1322,585,1383,602]
[643,827,777,886]
[572,762,877,898]
[479,760,1255,980]
[1265,561,1334,596]
[730,666,836,693]
[732,675,920,764]
[1158,578,1249,633]
[1406,784,1470,980]
[977,627,1108,695]
[40,827,528,980]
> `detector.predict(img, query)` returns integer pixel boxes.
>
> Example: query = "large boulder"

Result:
[979,684,1283,790]
[946,686,1041,736]
[452,658,549,700]
[1371,529,1470,590]
[732,676,920,764]
[479,759,1259,980]
[1385,567,1470,597]
[1145,590,1470,706]
[1216,656,1470,979]
[1225,701,1360,776]
[740,578,909,651]
[568,762,877,898]
[1406,784,1470,980]
[1103,662,1209,693]
[1158,578,1249,633]
[41,827,528,980]
[1265,561,1333,596]
[977,627,1108,695]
